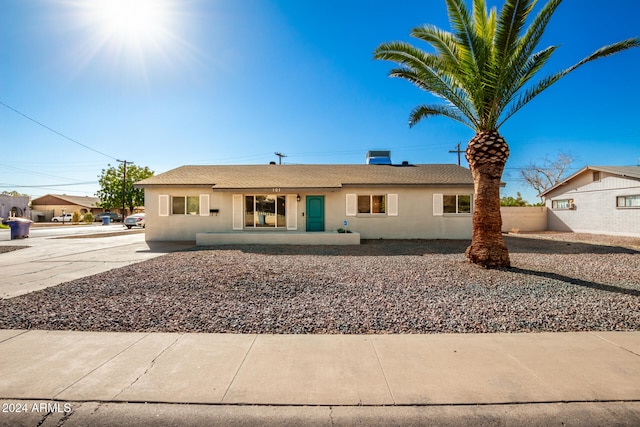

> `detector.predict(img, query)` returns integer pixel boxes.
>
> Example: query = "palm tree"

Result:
[374,0,639,268]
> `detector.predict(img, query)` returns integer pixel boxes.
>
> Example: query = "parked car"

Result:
[51,213,74,222]
[95,212,123,222]
[124,213,145,229]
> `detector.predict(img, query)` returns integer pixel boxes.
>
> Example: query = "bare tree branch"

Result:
[520,152,575,201]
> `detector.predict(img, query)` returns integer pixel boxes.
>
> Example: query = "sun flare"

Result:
[66,0,184,80]
[95,0,168,43]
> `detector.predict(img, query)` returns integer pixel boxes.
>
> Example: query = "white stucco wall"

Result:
[325,187,473,239]
[0,195,30,219]
[544,172,640,237]
[143,186,474,241]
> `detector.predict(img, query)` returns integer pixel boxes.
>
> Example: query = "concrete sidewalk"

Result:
[1,330,639,425]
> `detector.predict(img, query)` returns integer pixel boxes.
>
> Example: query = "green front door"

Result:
[306,196,324,231]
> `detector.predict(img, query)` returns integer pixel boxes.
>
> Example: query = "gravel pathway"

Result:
[1,237,638,334]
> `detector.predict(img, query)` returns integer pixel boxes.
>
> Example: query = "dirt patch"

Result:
[0,246,29,255]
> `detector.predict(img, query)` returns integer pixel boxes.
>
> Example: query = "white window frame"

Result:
[160,194,210,216]
[346,193,398,217]
[443,194,472,214]
[433,194,472,215]
[357,194,386,215]
[243,194,288,229]
[551,199,574,210]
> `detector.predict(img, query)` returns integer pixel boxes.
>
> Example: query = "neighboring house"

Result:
[540,166,640,237]
[135,162,475,244]
[31,194,101,222]
[0,194,30,219]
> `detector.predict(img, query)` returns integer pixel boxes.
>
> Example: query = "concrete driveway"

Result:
[0,228,193,299]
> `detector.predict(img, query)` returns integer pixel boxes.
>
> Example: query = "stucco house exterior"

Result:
[0,194,30,219]
[135,163,475,244]
[30,194,101,222]
[540,166,640,237]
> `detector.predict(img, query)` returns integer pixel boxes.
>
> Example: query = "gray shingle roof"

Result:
[135,164,474,189]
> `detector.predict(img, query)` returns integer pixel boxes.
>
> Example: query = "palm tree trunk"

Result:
[465,130,511,268]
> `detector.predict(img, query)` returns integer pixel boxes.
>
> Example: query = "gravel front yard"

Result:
[1,236,639,334]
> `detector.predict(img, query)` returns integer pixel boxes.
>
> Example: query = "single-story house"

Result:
[31,194,101,222]
[540,165,640,237]
[135,163,475,244]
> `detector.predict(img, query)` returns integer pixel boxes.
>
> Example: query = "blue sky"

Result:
[1,0,639,203]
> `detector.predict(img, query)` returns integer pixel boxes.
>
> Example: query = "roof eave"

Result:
[212,186,343,192]
[539,165,640,197]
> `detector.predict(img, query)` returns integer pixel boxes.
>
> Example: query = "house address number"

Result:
[272,188,281,193]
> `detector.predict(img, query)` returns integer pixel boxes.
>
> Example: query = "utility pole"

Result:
[116,159,133,220]
[449,143,464,166]
[274,152,287,165]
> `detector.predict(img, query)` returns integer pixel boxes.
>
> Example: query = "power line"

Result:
[0,182,97,188]
[0,100,119,161]
[0,162,92,182]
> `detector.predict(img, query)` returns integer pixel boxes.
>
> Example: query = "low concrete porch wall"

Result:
[196,231,361,246]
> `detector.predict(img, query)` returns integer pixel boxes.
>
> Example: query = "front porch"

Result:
[196,231,360,246]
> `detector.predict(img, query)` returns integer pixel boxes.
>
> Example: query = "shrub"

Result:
[71,211,82,223]
[83,212,94,224]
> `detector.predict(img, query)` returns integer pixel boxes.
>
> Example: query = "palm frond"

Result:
[374,41,453,73]
[473,0,497,52]
[409,104,475,128]
[375,41,479,126]
[498,37,640,127]
[494,0,535,65]
[496,0,562,104]
[411,25,460,67]
[445,0,481,75]
[388,67,480,127]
